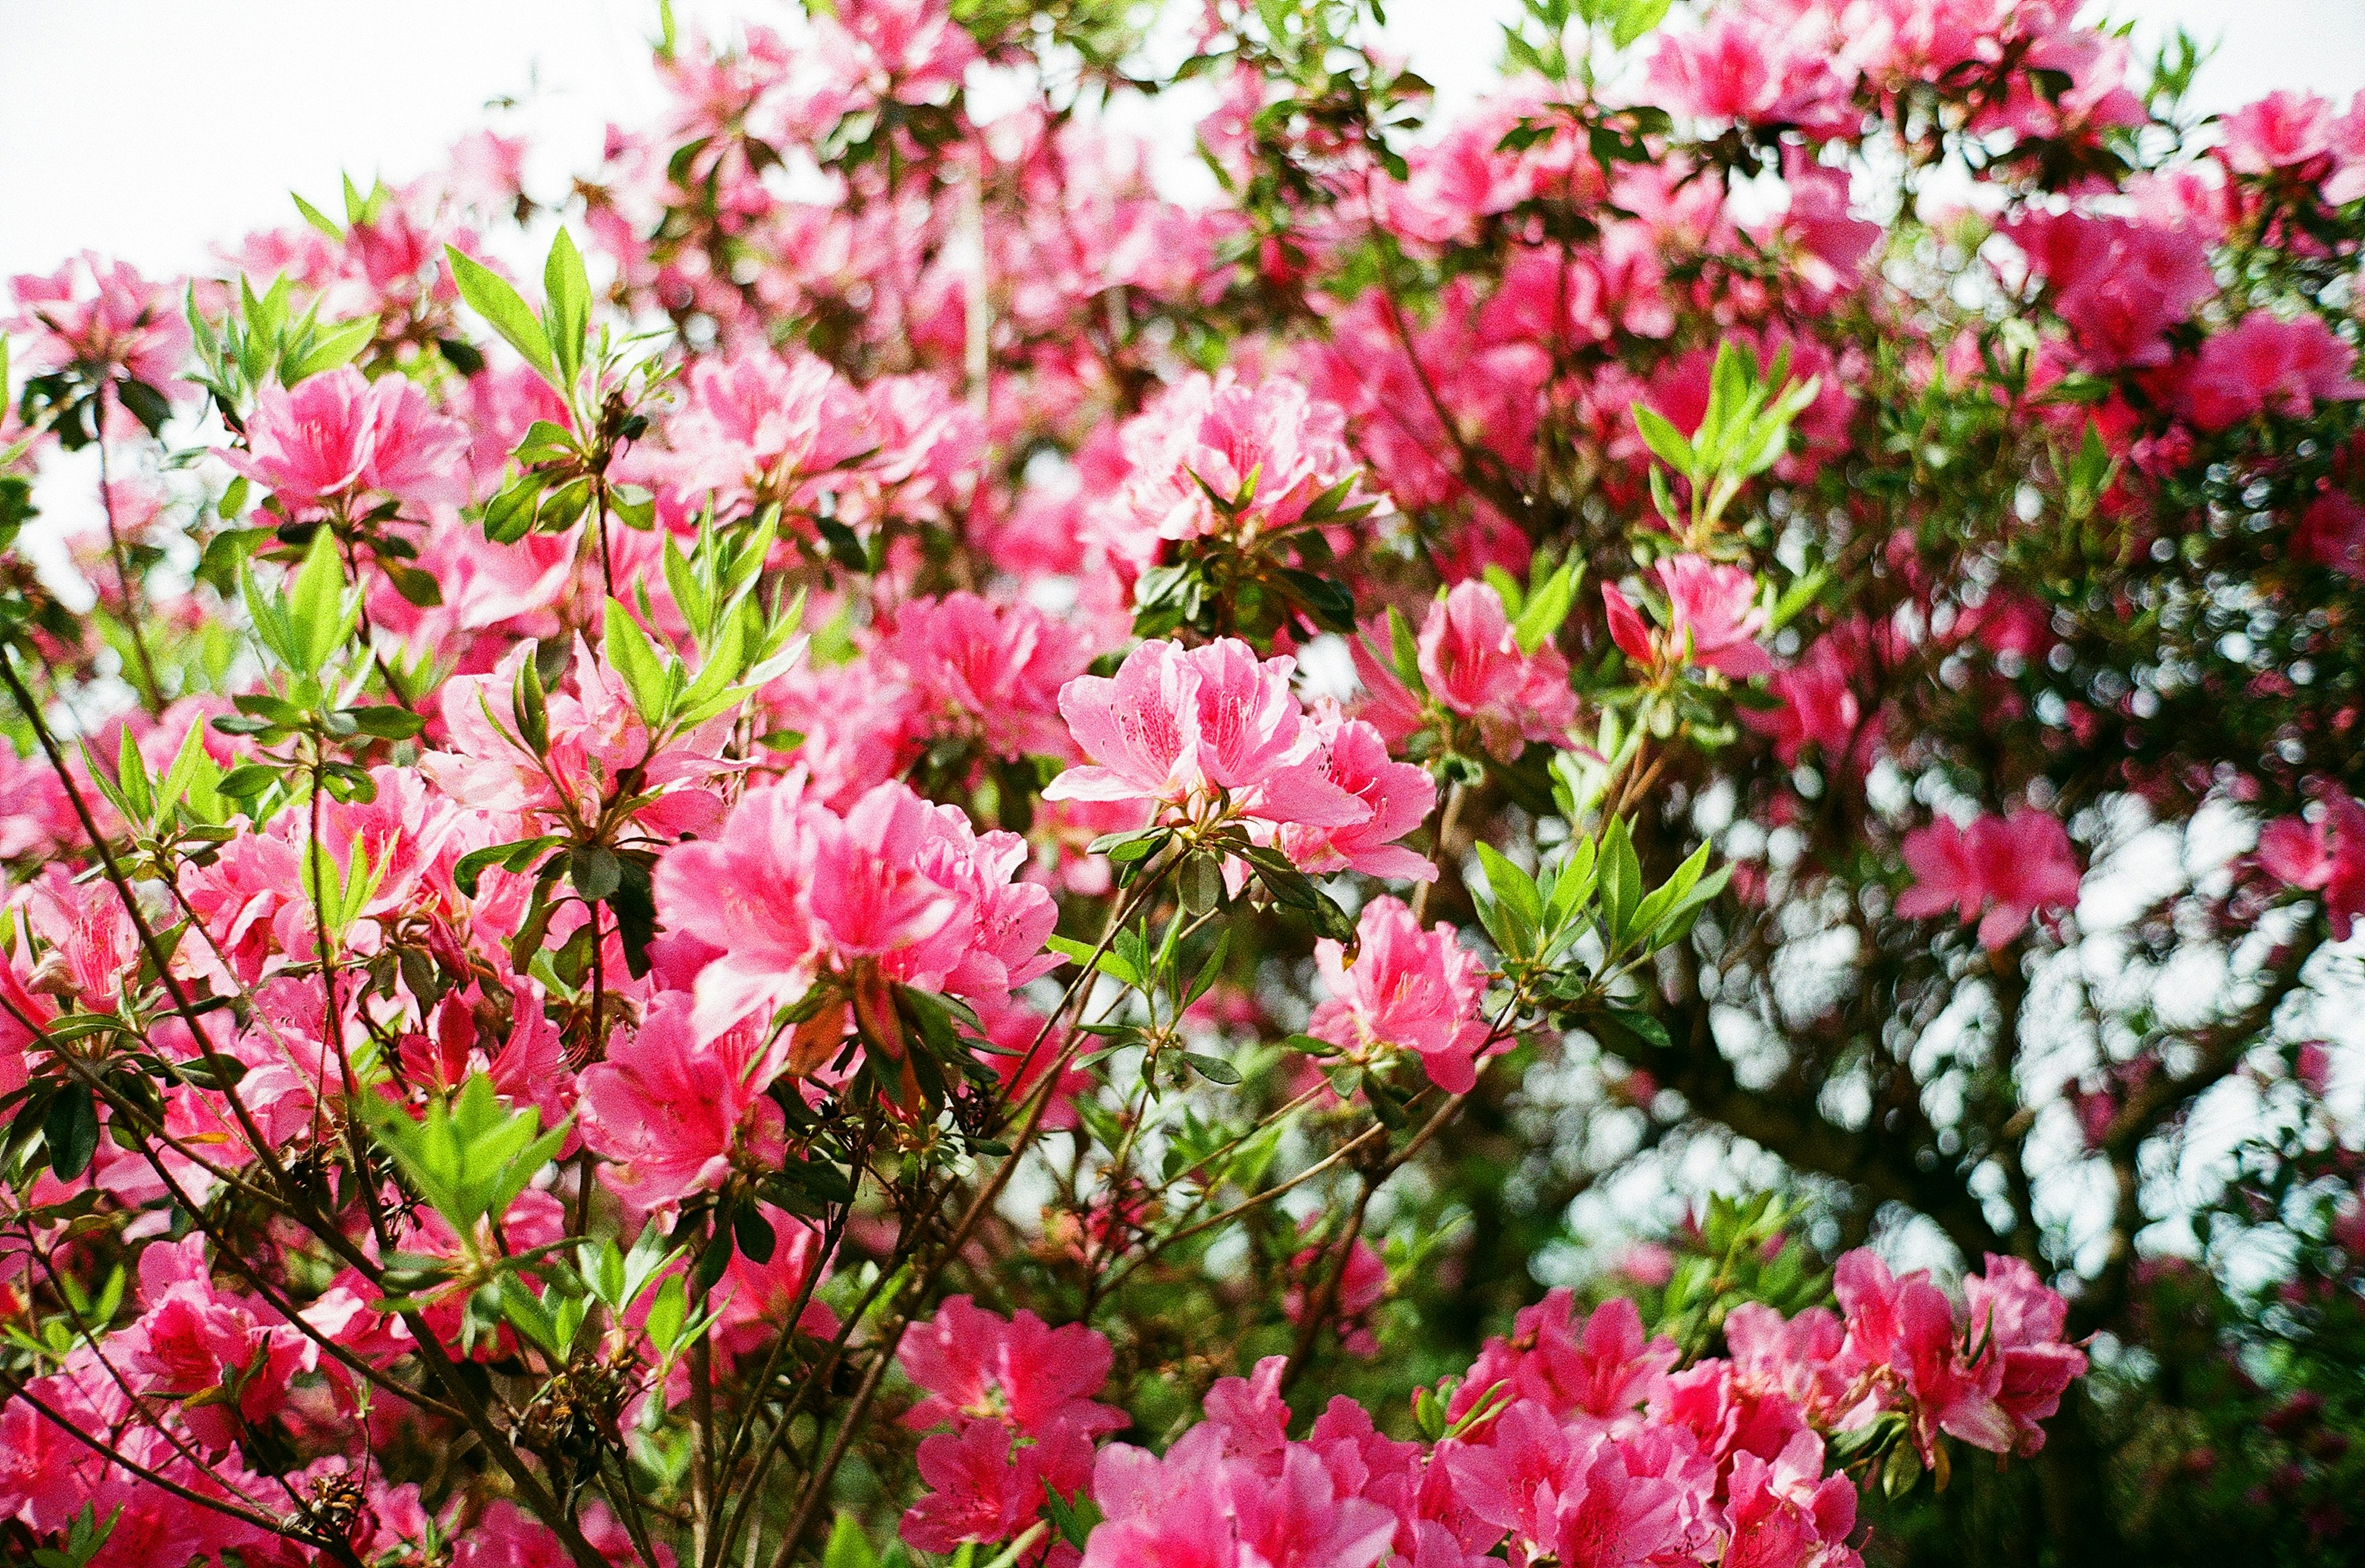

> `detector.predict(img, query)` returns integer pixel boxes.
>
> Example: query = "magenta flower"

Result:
[2179,312,2365,432]
[900,1296,1126,1439]
[1896,807,2080,950]
[1309,895,1491,1093]
[2256,790,2365,939]
[1604,556,1774,680]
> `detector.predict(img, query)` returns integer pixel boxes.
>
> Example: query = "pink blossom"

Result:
[1450,1291,1678,1427]
[654,349,873,523]
[1285,1232,1389,1357]
[1895,808,2081,950]
[2256,790,2365,939]
[1097,373,1377,572]
[1623,555,1776,679]
[226,365,467,513]
[576,995,786,1211]
[1961,1255,2088,1455]
[2179,313,2364,431]
[1278,705,1439,883]
[1664,557,1773,677]
[2292,491,2365,581]
[1417,582,1577,759]
[1309,895,1492,1093]
[2220,90,2339,175]
[886,592,1093,760]
[6,253,190,392]
[123,1237,309,1452]
[2008,212,2215,371]
[902,1296,1127,1439]
[1747,631,1863,766]
[21,867,142,1014]
[1043,638,1372,837]
[1085,1420,1399,1568]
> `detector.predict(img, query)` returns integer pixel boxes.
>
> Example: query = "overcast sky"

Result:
[4,0,2363,283]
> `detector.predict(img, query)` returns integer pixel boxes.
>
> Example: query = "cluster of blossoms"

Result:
[1,0,2360,1563]
[895,1253,2084,1568]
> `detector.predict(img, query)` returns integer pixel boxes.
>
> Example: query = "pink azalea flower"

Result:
[1745,630,1863,767]
[1085,1421,1398,1568]
[2292,491,2365,581]
[886,591,1092,761]
[2256,790,2365,939]
[123,1237,309,1453]
[2220,89,2339,174]
[1043,637,1371,837]
[1278,705,1439,883]
[1417,582,1577,759]
[2008,211,2216,371]
[1961,1255,2088,1456]
[425,636,742,835]
[655,349,872,523]
[226,365,467,514]
[900,1296,1128,1440]
[575,995,786,1211]
[2179,312,2365,432]
[1896,808,2080,950]
[1658,555,1774,678]
[1096,372,1378,572]
[6,253,191,392]
[21,866,142,1014]
[650,772,828,1041]
[1309,896,1492,1093]
[1449,1291,1679,1427]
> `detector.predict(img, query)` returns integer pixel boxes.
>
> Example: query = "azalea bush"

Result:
[1,0,2361,1564]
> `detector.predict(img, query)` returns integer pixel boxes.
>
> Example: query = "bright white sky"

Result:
[3,0,2362,282]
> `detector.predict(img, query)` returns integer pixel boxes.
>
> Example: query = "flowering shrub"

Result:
[0,0,2359,1564]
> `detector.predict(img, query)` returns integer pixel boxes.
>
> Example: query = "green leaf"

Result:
[46,1084,99,1181]
[823,1514,879,1568]
[445,247,554,384]
[602,600,673,723]
[1631,404,1696,479]
[1046,933,1141,987]
[284,314,380,384]
[1511,558,1581,656]
[286,528,356,676]
[291,193,344,240]
[1181,1051,1242,1085]
[543,228,591,391]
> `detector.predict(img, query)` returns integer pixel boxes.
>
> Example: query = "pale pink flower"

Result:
[1659,555,1774,678]
[2220,89,2340,174]
[656,349,873,522]
[6,253,190,392]
[1098,372,1377,571]
[1043,637,1370,835]
[1309,896,1492,1093]
[886,592,1093,761]
[226,365,468,514]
